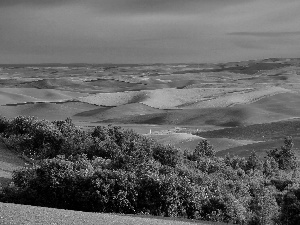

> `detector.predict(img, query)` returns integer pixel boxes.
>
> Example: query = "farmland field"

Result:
[1,58,300,159]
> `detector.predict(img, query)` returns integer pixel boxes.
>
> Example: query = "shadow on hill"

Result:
[216,137,300,159]
[196,118,300,141]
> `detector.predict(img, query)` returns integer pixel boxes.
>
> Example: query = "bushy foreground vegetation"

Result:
[0,116,300,224]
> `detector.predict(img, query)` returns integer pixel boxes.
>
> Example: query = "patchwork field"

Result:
[1,58,300,160]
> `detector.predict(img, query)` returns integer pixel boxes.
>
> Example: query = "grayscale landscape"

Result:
[1,0,300,224]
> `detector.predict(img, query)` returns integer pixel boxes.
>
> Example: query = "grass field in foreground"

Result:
[0,203,230,225]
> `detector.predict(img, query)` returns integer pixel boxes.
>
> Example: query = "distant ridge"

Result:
[0,63,160,67]
[1,57,300,68]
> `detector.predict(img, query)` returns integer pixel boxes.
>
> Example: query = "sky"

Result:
[1,0,300,64]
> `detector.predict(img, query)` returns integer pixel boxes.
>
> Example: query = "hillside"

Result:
[0,141,26,186]
[0,203,229,225]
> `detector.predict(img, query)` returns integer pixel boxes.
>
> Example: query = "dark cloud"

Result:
[91,0,252,15]
[0,0,77,7]
[0,0,249,14]
[229,31,300,37]
[92,0,210,14]
[231,39,269,50]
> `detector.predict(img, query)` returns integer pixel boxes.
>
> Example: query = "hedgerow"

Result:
[0,115,299,224]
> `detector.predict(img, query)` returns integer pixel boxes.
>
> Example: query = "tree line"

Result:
[0,116,299,224]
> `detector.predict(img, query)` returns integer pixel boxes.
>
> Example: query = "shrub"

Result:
[224,154,247,171]
[0,116,9,134]
[7,116,36,136]
[152,144,180,167]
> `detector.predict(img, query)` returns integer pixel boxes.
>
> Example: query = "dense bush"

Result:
[279,189,300,225]
[1,116,300,224]
[0,116,9,134]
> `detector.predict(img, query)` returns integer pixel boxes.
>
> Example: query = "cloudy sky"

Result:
[1,0,300,64]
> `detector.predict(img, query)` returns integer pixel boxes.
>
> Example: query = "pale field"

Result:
[77,86,292,110]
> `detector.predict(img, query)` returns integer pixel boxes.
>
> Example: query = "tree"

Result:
[248,187,279,225]
[263,157,279,177]
[246,151,263,172]
[190,140,215,161]
[268,137,297,170]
